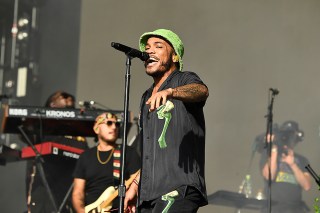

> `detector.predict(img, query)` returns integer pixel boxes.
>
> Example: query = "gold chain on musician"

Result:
[96,147,114,164]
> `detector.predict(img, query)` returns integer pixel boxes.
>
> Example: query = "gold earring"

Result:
[173,55,179,62]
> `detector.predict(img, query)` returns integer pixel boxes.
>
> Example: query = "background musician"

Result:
[72,112,140,213]
[26,90,88,213]
[259,120,311,213]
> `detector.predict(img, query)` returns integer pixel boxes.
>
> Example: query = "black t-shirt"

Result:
[139,70,208,206]
[260,151,309,204]
[73,145,140,206]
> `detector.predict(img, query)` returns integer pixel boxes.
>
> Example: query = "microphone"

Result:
[111,42,149,61]
[269,88,279,95]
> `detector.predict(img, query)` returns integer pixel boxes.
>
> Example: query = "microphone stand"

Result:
[118,55,132,213]
[305,164,320,187]
[264,89,278,213]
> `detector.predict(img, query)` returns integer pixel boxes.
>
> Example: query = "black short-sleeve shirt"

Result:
[260,151,309,203]
[73,145,140,206]
[139,70,208,206]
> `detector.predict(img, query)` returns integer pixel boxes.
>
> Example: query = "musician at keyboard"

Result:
[72,112,140,213]
[26,91,89,213]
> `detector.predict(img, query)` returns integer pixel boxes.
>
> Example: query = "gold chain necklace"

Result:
[96,147,114,164]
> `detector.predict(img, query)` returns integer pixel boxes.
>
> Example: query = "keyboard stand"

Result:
[18,125,58,213]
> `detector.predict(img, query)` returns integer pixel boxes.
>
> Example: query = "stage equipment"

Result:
[111,41,144,213]
[0,104,129,137]
[21,141,84,159]
[305,164,320,187]
[264,88,279,213]
[111,42,149,61]
[208,190,268,211]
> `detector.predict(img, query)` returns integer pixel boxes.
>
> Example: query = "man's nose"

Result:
[146,47,155,54]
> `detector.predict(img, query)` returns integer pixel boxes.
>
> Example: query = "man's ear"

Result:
[93,125,100,134]
[172,55,179,62]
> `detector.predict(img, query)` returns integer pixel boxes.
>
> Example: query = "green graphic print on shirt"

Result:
[275,161,299,185]
[157,101,174,149]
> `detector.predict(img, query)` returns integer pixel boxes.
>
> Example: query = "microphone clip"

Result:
[79,101,96,109]
[269,88,279,96]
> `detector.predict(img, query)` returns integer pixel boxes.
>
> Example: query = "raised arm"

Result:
[262,145,279,180]
[147,83,209,112]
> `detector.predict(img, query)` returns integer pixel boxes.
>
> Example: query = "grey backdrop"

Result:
[1,0,320,212]
[77,0,320,212]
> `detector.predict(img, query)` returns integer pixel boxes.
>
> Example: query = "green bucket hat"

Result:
[139,29,184,71]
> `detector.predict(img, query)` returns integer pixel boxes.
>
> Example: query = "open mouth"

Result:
[146,56,159,66]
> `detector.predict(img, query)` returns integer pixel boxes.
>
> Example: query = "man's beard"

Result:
[99,135,116,144]
[146,60,173,78]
